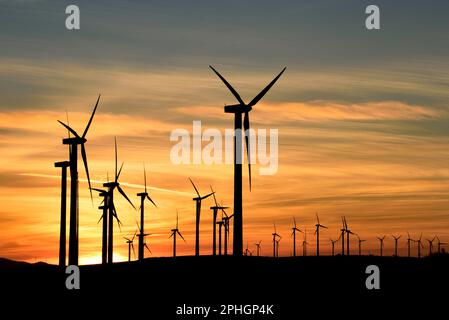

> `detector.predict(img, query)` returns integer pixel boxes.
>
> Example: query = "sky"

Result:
[1,0,449,263]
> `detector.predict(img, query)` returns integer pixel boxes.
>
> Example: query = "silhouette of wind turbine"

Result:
[170,210,185,258]
[392,235,401,257]
[343,216,354,256]
[255,241,262,257]
[57,95,100,265]
[314,213,327,256]
[217,219,225,256]
[245,241,253,256]
[340,217,346,256]
[210,187,228,256]
[91,187,109,264]
[291,217,302,257]
[272,223,281,257]
[210,66,286,256]
[222,209,234,255]
[55,160,70,267]
[377,236,386,257]
[302,228,308,256]
[356,234,366,256]
[137,164,157,261]
[329,237,339,256]
[426,236,436,256]
[275,238,281,257]
[436,236,447,254]
[103,138,136,263]
[406,232,413,258]
[124,231,137,262]
[414,234,424,258]
[189,178,214,256]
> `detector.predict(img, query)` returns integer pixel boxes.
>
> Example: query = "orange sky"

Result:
[1,61,449,264]
[1,0,449,263]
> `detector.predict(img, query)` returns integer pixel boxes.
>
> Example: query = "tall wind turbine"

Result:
[426,236,436,256]
[170,211,185,257]
[275,238,281,257]
[377,236,386,257]
[124,231,137,262]
[272,223,281,258]
[210,187,228,256]
[55,160,70,267]
[92,187,109,264]
[291,217,302,257]
[137,164,157,261]
[392,235,401,257]
[103,138,136,263]
[210,66,286,256]
[343,216,354,256]
[217,219,224,256]
[314,213,327,256]
[255,241,262,257]
[437,236,447,254]
[340,217,346,256]
[356,235,366,256]
[57,95,100,265]
[189,178,214,256]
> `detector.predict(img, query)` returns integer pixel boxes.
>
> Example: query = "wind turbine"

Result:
[314,213,327,256]
[57,95,100,265]
[272,223,281,257]
[291,217,302,257]
[210,66,286,255]
[189,178,214,256]
[414,234,424,258]
[356,235,366,256]
[55,160,70,267]
[340,217,346,256]
[436,236,447,254]
[245,241,253,256]
[255,241,262,257]
[137,164,157,261]
[392,235,401,257]
[103,138,136,264]
[343,216,354,256]
[377,236,386,257]
[329,238,339,256]
[275,238,281,257]
[210,187,228,256]
[217,220,224,256]
[302,228,308,256]
[426,236,436,256]
[91,187,109,264]
[222,210,234,255]
[407,232,412,257]
[124,231,137,262]
[169,211,185,258]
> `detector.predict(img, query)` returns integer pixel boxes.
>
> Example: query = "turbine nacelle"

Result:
[224,104,252,114]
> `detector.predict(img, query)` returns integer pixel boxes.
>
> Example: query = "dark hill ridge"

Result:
[1,255,448,317]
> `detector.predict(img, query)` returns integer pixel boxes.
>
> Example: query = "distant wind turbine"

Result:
[426,236,436,256]
[377,236,386,257]
[170,211,185,257]
[291,217,302,257]
[189,178,214,256]
[272,223,281,257]
[392,235,401,257]
[314,213,327,256]
[210,187,228,256]
[124,231,137,262]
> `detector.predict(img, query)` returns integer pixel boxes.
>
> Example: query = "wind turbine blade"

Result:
[80,144,93,201]
[169,232,173,239]
[117,185,136,209]
[146,195,157,208]
[131,243,136,259]
[178,231,186,242]
[247,67,286,107]
[116,162,124,180]
[243,112,252,191]
[316,212,320,225]
[82,94,100,138]
[58,121,80,138]
[189,178,200,197]
[145,243,152,254]
[201,192,214,200]
[209,66,245,105]
[210,185,218,207]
